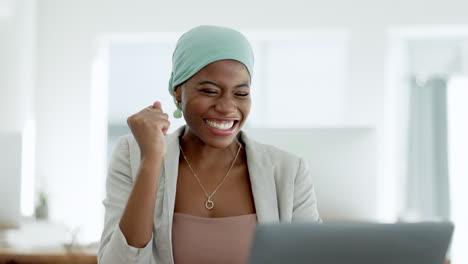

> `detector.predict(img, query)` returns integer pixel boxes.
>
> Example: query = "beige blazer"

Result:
[98,126,321,264]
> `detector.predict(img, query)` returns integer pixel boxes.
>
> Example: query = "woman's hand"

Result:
[127,101,170,159]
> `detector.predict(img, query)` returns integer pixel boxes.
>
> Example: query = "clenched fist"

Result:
[127,101,170,160]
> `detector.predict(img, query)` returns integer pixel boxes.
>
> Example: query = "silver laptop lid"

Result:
[248,222,454,264]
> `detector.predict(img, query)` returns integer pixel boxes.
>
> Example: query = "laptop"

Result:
[248,222,454,264]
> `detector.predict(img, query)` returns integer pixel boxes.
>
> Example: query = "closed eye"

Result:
[201,89,218,94]
[236,93,250,97]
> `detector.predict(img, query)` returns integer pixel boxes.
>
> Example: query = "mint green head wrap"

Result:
[168,25,254,111]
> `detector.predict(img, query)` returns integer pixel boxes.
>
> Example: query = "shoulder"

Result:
[243,133,304,174]
[119,133,137,149]
[110,134,137,177]
[116,134,140,160]
[258,141,302,167]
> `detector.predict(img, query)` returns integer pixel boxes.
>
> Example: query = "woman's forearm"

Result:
[119,155,163,248]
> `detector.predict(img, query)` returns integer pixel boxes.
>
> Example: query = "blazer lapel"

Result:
[163,126,185,225]
[241,131,279,223]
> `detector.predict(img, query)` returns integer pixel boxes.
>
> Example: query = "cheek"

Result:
[240,99,252,117]
[186,97,211,111]
[183,97,211,120]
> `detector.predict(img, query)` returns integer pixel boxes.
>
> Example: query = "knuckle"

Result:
[157,119,170,127]
[133,117,146,126]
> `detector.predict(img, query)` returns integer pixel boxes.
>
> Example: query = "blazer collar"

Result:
[163,126,183,226]
[240,130,279,222]
[163,125,279,223]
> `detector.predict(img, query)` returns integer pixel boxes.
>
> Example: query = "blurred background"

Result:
[0,0,467,263]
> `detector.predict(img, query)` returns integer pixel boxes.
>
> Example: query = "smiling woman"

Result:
[98,25,321,264]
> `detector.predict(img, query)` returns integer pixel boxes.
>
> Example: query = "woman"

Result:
[98,25,321,264]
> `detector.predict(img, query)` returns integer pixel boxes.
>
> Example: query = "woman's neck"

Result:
[179,128,242,169]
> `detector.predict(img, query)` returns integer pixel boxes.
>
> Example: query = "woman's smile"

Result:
[204,118,240,135]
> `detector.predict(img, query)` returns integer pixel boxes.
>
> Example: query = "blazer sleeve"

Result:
[98,137,154,264]
[292,157,322,223]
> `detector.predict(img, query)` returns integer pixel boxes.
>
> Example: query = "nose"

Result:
[214,94,236,114]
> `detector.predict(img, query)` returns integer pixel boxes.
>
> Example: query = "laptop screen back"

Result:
[248,222,454,264]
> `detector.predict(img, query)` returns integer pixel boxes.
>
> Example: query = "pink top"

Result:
[172,213,258,264]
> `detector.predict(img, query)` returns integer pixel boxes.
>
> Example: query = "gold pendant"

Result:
[205,199,214,210]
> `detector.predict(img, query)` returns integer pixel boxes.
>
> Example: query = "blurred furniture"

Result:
[1,218,98,264]
[0,247,97,264]
[0,245,449,264]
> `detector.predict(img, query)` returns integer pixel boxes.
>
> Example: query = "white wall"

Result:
[0,0,35,133]
[0,0,36,221]
[245,127,377,221]
[32,0,468,242]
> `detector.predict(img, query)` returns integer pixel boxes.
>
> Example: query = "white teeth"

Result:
[205,120,235,130]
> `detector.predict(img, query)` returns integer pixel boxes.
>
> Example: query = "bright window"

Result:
[447,75,468,264]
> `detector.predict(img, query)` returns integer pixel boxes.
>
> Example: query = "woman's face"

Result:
[174,59,251,148]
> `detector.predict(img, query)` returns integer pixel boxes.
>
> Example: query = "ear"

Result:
[173,85,182,101]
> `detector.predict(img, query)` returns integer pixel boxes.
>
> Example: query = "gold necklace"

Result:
[179,142,242,210]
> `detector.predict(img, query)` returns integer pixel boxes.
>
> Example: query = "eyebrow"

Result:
[198,80,250,89]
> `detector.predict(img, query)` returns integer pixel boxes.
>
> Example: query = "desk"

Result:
[0,247,97,264]
[0,219,98,264]
[0,247,450,264]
